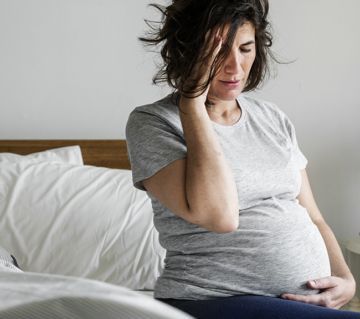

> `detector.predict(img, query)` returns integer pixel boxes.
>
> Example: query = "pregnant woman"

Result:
[126,0,358,318]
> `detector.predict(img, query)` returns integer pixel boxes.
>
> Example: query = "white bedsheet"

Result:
[0,270,193,319]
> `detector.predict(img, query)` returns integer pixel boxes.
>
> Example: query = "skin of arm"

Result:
[178,32,240,232]
[178,96,240,233]
[281,169,356,309]
[143,31,240,233]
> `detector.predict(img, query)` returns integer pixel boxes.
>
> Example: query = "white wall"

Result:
[0,0,359,242]
[0,0,164,138]
[251,0,360,244]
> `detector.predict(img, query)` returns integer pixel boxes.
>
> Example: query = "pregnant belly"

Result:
[231,203,331,296]
[172,201,331,298]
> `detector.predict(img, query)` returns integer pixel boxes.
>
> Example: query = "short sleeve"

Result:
[283,114,308,170]
[126,110,187,191]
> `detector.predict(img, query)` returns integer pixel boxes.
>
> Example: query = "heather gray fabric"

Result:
[126,93,331,300]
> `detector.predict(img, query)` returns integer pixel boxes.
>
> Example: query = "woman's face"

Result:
[208,22,256,103]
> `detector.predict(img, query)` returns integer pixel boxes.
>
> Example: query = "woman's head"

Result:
[207,21,256,104]
[140,0,273,98]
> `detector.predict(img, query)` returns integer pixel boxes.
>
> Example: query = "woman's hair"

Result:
[139,0,274,97]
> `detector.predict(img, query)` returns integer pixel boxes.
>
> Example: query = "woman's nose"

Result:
[224,51,243,75]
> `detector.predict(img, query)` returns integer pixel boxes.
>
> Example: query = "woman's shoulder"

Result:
[239,95,298,140]
[238,94,287,122]
[130,94,179,119]
[126,93,183,136]
[239,94,285,118]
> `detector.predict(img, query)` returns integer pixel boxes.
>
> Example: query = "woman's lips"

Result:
[220,80,241,88]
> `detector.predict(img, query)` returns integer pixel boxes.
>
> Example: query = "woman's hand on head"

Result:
[281,275,356,309]
[181,29,223,108]
[197,29,223,96]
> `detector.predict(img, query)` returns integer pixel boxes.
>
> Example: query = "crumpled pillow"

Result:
[0,161,165,290]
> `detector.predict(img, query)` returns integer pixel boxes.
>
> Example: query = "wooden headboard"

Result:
[0,140,131,170]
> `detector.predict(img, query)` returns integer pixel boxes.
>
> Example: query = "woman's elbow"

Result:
[200,211,239,233]
[211,216,239,233]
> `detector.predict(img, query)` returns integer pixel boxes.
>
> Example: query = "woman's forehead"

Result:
[219,22,256,44]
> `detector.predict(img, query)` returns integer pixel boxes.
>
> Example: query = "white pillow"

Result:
[0,146,83,165]
[0,161,165,290]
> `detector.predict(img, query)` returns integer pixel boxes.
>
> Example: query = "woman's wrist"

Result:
[344,273,356,288]
[339,273,356,299]
[333,270,355,283]
[179,95,208,114]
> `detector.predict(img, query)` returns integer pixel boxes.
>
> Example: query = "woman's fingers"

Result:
[192,29,223,91]
[203,28,223,69]
[281,292,325,306]
[183,27,224,100]
[306,277,339,290]
[281,276,356,309]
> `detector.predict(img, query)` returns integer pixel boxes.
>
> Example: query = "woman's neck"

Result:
[206,99,241,125]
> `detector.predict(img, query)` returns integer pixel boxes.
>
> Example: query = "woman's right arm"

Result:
[143,97,239,233]
[142,98,239,234]
[180,96,240,232]
[143,33,239,233]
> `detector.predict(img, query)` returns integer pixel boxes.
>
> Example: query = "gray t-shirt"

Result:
[126,93,331,300]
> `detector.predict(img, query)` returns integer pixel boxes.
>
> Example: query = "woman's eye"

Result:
[240,48,252,53]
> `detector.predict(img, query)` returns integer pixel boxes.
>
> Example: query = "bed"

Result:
[0,140,193,319]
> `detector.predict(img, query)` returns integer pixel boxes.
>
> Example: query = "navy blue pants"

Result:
[157,295,360,319]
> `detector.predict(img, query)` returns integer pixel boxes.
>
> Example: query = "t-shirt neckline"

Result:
[211,95,247,129]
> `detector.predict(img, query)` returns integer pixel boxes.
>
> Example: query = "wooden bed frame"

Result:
[0,140,131,170]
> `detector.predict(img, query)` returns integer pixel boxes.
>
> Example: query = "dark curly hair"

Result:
[139,0,274,97]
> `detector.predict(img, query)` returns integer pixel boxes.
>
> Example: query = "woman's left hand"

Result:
[281,275,356,309]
